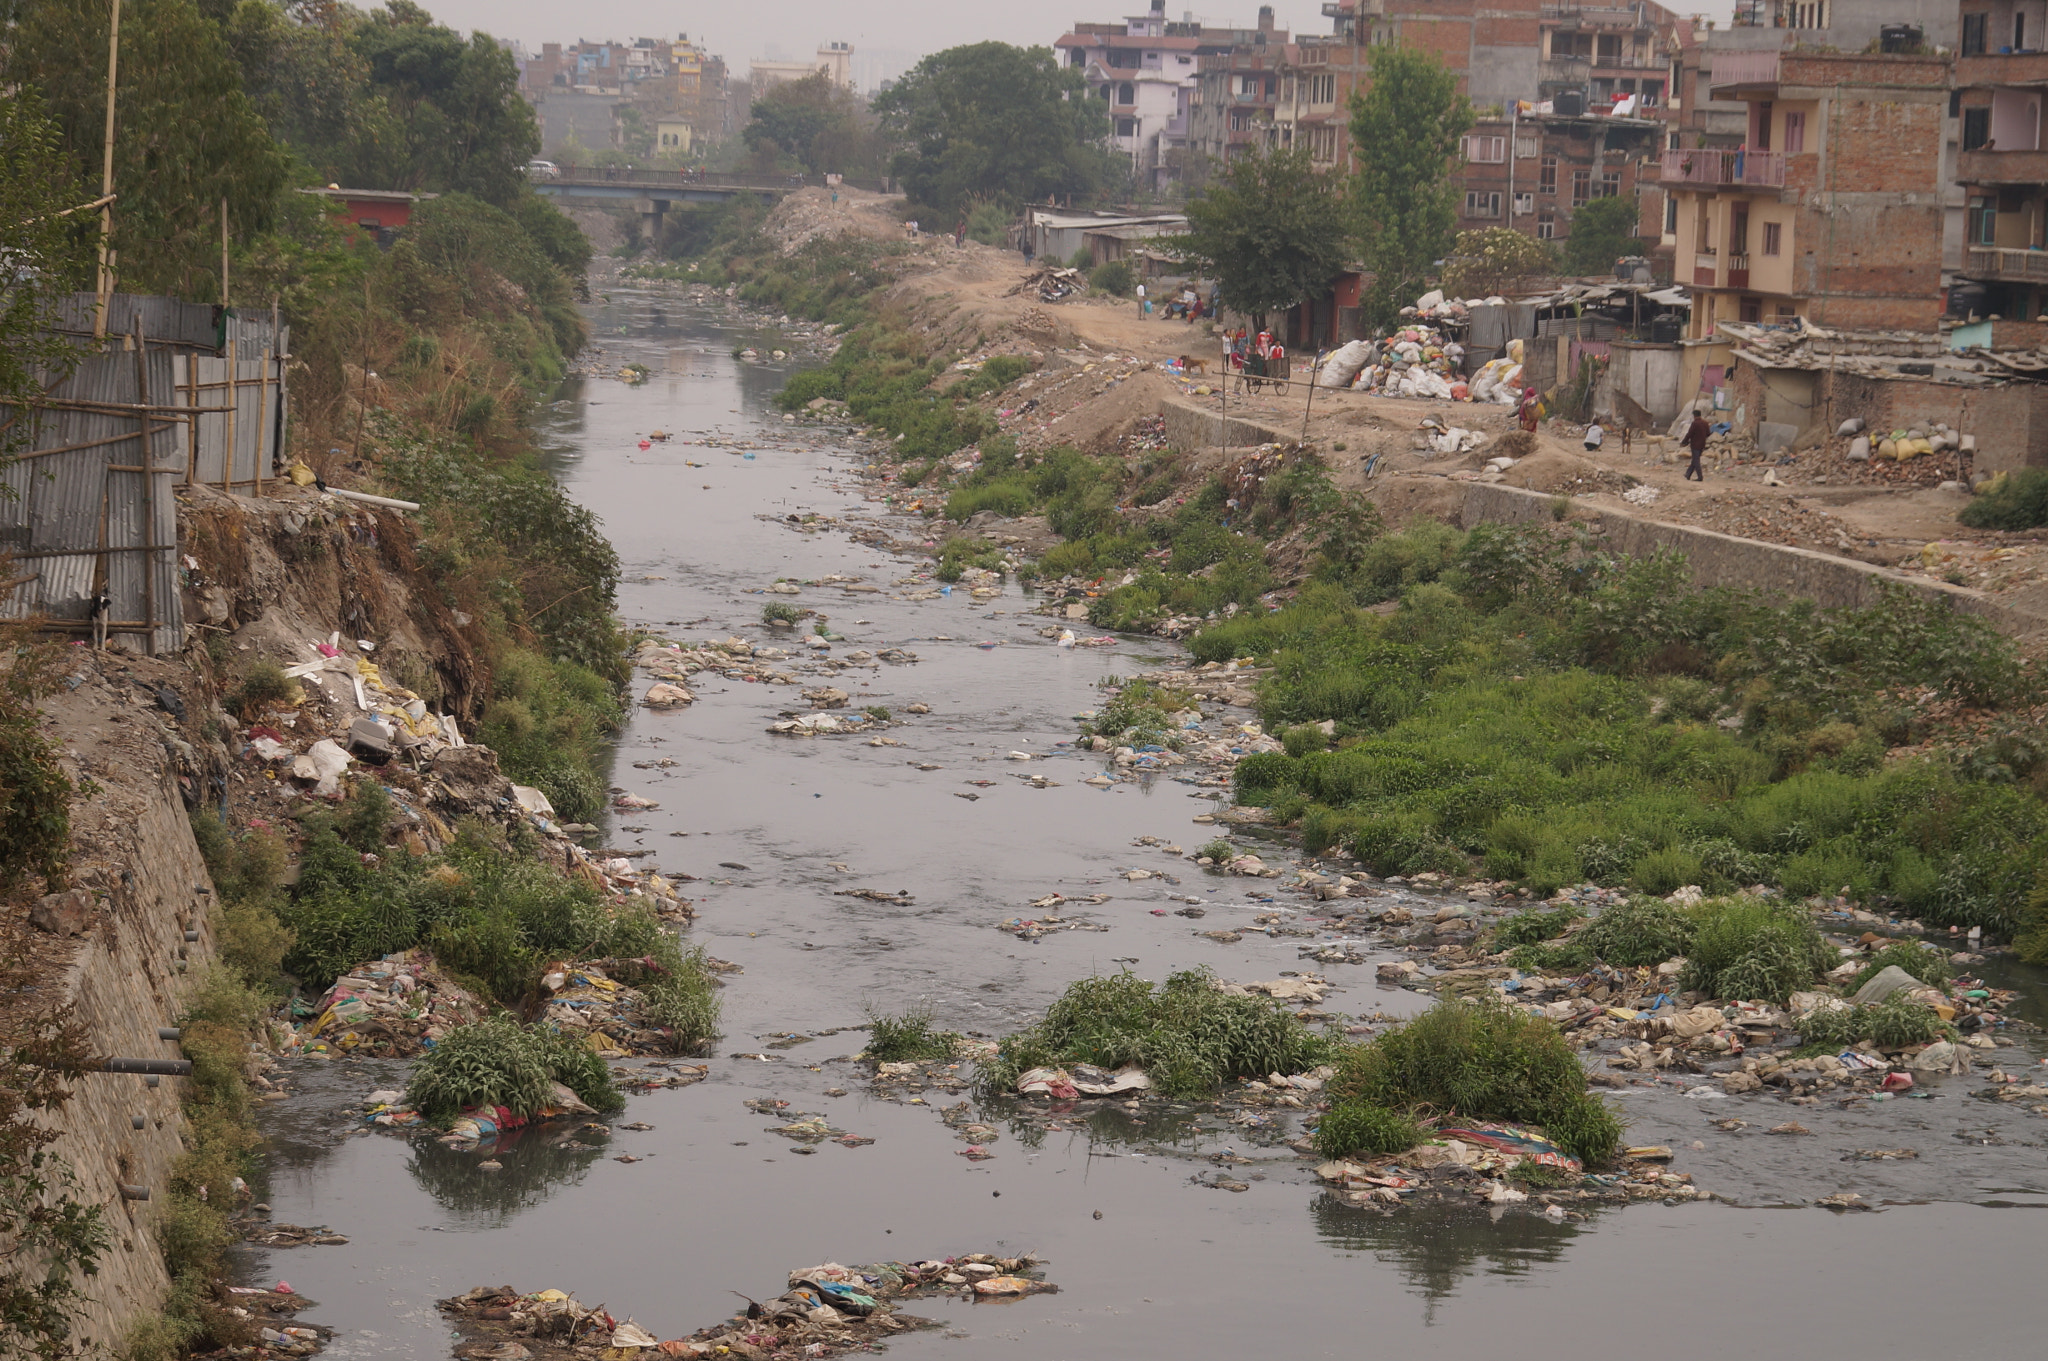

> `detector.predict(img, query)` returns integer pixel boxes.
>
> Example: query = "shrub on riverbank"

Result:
[1958,467,2048,531]
[402,1012,625,1124]
[975,968,1334,1099]
[1315,998,1622,1166]
[1212,535,2045,930]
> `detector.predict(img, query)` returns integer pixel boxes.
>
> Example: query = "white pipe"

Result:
[327,487,420,512]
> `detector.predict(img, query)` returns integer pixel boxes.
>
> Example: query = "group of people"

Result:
[1517,386,1712,480]
[1134,281,1218,323]
[1226,328,1288,393]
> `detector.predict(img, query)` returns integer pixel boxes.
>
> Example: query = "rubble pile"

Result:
[439,1254,1055,1359]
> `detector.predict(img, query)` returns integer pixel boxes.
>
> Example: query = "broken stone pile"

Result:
[439,1253,1055,1359]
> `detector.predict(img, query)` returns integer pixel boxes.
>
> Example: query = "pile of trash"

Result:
[196,1283,330,1358]
[1006,265,1087,303]
[1315,1122,1700,1210]
[1838,416,1969,464]
[283,952,708,1061]
[439,1255,1055,1359]
[284,950,485,1058]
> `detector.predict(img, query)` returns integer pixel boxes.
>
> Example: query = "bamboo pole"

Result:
[92,0,121,340]
[219,199,229,307]
[252,345,271,496]
[132,322,155,653]
[222,338,236,495]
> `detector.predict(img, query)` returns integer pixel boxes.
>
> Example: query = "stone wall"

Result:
[35,779,217,1355]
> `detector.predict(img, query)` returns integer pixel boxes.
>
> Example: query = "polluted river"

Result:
[254,288,2048,1360]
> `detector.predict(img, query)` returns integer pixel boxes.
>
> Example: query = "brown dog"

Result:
[1179,355,1208,376]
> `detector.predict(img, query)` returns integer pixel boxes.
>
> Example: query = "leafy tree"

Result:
[6,0,291,299]
[1442,227,1556,297]
[1176,145,1352,330]
[743,73,840,174]
[0,90,93,453]
[873,42,1114,216]
[1561,193,1644,275]
[1349,43,1472,324]
[345,1,539,208]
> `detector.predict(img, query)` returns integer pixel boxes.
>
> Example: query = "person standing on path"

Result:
[1135,281,1146,319]
[1684,410,1711,481]
[954,218,967,247]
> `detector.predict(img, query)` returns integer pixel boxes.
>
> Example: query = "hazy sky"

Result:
[418,0,1739,87]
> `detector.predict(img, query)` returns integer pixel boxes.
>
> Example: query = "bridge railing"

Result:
[545,166,891,193]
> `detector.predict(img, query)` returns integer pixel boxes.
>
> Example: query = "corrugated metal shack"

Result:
[0,293,288,653]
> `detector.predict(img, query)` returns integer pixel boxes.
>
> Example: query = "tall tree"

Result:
[1349,44,1472,324]
[742,72,881,177]
[0,90,94,452]
[872,43,1114,216]
[1560,193,1645,275]
[1176,146,1352,331]
[6,0,291,300]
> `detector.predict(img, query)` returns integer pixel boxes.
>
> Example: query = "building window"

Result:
[1462,134,1506,163]
[1962,12,1988,55]
[1665,195,1678,233]
[1762,221,1782,255]
[1464,190,1502,218]
[1539,155,1557,193]
[1308,124,1340,161]
[1537,214,1555,240]
[1783,110,1805,153]
[1515,134,1539,159]
[1513,192,1534,215]
[1115,117,1137,137]
[1964,106,1992,151]
[1740,297,1763,323]
[1308,73,1336,103]
[1571,168,1591,205]
[1601,170,1621,197]
[1239,74,1260,96]
[1596,34,1622,63]
[1118,82,1136,104]
[1971,196,1996,245]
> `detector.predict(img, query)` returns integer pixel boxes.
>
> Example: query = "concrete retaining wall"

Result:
[1160,398,1289,454]
[1459,483,2048,635]
[35,782,217,1355]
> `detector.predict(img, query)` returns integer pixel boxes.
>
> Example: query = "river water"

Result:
[256,291,2048,1360]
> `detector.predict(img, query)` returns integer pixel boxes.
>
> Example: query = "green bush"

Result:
[403,1014,557,1124]
[1958,467,2048,531]
[1320,998,1622,1165]
[226,659,299,719]
[975,968,1333,1099]
[1796,994,1950,1050]
[864,1005,961,1062]
[1313,1101,1426,1158]
[1679,897,1834,1003]
[1089,259,1135,296]
[1512,896,1693,971]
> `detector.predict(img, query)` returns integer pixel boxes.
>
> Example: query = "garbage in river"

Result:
[437,1253,1056,1358]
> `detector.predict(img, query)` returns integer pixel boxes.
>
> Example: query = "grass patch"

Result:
[1678,897,1834,1003]
[402,1012,625,1125]
[225,659,299,720]
[976,968,1334,1100]
[762,601,802,625]
[1958,468,2048,531]
[1796,994,1951,1050]
[864,1005,962,1063]
[1316,998,1623,1166]
[1509,897,1693,972]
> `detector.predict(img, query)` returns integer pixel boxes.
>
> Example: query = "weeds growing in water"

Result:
[761,601,802,625]
[1678,898,1834,1003]
[1795,994,1951,1051]
[976,968,1334,1100]
[864,1005,962,1063]
[403,1013,624,1123]
[1316,998,1622,1166]
[1198,839,1236,863]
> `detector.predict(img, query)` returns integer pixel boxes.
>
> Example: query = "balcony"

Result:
[1708,50,1780,95]
[1726,253,1751,287]
[1694,251,1719,287]
[1659,147,1786,187]
[1956,51,2048,89]
[1959,147,2048,185]
[1965,245,2048,282]
[1539,56,1590,85]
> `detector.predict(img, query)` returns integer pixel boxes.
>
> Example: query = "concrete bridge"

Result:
[532,167,890,237]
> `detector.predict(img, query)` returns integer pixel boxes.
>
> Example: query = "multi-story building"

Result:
[751,43,857,94]
[1954,0,2048,325]
[1662,49,1951,339]
[1259,0,1681,255]
[1055,1,1213,192]
[1184,23,1293,179]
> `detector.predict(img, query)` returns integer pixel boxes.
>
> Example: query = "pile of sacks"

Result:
[1468,340,1528,405]
[1840,416,1971,463]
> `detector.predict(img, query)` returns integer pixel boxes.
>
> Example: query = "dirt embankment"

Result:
[755,189,2047,636]
[1,478,554,1350]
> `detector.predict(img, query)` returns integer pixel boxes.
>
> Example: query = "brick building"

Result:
[1663,50,1951,338]
[1954,0,2048,321]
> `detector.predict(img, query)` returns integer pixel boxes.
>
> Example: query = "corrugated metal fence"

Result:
[0,293,289,654]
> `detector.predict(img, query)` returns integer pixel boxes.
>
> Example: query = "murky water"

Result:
[254,292,2048,1361]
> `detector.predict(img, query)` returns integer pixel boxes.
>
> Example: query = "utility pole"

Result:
[93,0,121,340]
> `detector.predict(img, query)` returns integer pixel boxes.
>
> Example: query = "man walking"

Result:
[1135,280,1147,319]
[1684,408,1711,481]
